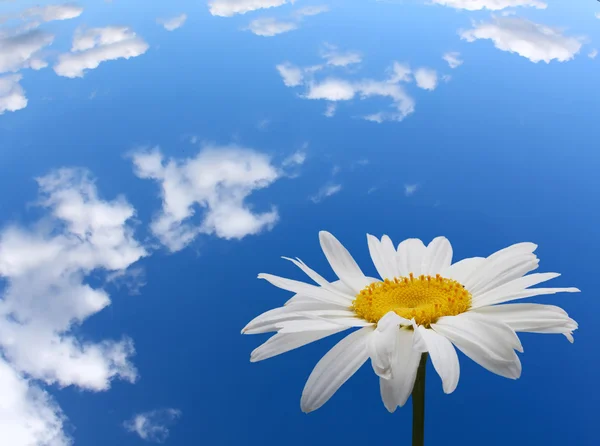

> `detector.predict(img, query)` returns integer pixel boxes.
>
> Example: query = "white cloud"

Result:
[320,43,362,67]
[23,4,83,22]
[461,17,582,63]
[294,5,330,17]
[157,14,187,31]
[131,146,283,252]
[0,358,71,446]
[54,26,149,78]
[589,49,597,59]
[124,409,181,443]
[0,168,147,445]
[276,62,304,86]
[324,102,336,117]
[310,183,342,203]
[443,51,463,68]
[596,12,600,19]
[414,67,438,90]
[306,78,356,100]
[404,183,419,196]
[246,17,297,36]
[431,0,547,10]
[0,29,54,74]
[282,150,306,166]
[208,0,290,17]
[0,74,27,114]
[387,61,412,83]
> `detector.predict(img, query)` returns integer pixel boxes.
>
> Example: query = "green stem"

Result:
[412,353,428,446]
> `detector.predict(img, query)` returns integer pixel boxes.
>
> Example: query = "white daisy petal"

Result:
[367,234,398,280]
[319,231,371,293]
[473,304,578,336]
[413,325,460,394]
[301,327,372,413]
[397,238,426,276]
[283,257,356,302]
[244,309,358,334]
[462,242,538,293]
[277,319,358,333]
[258,273,350,306]
[442,257,485,284]
[379,328,422,413]
[432,313,522,379]
[471,272,580,309]
[421,237,453,276]
[367,312,411,379]
[251,328,348,362]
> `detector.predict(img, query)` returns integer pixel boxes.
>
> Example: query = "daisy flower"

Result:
[243,231,579,414]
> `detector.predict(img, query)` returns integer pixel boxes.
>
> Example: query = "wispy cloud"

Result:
[157,14,187,31]
[431,0,546,11]
[320,43,362,67]
[54,26,149,78]
[404,183,419,196]
[282,150,307,167]
[588,49,597,59]
[131,145,288,252]
[324,102,336,117]
[294,5,330,17]
[246,17,297,36]
[22,3,83,22]
[208,0,291,17]
[443,51,463,68]
[276,62,304,86]
[124,409,181,443]
[460,17,582,63]
[310,183,342,203]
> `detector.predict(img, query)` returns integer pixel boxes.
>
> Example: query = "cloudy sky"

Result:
[0,1,598,445]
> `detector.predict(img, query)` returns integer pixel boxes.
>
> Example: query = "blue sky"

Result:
[0,0,598,445]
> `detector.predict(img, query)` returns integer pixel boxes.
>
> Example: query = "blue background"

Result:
[0,0,598,445]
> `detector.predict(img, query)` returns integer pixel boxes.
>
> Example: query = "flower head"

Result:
[243,232,579,413]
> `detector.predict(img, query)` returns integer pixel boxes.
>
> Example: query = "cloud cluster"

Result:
[54,26,149,78]
[124,409,181,443]
[0,29,54,74]
[131,145,293,252]
[0,74,27,114]
[461,17,582,63]
[277,53,441,123]
[431,0,547,10]
[0,168,147,445]
[208,0,291,17]
[157,14,187,31]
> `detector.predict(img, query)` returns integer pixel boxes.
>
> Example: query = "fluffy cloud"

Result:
[310,183,342,203]
[461,17,582,63]
[414,68,438,90]
[246,17,297,36]
[23,4,83,22]
[54,26,149,78]
[0,168,147,445]
[276,62,304,86]
[208,0,291,17]
[0,29,54,74]
[124,409,181,443]
[320,43,362,67]
[443,51,463,68]
[306,78,356,100]
[131,146,284,252]
[431,0,547,10]
[0,358,70,446]
[0,74,27,114]
[157,14,187,31]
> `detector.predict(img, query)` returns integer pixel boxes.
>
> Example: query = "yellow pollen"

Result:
[352,273,472,327]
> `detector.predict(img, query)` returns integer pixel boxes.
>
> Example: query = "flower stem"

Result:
[412,353,428,446]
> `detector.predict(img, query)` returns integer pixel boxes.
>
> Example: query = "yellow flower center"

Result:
[352,273,472,327]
